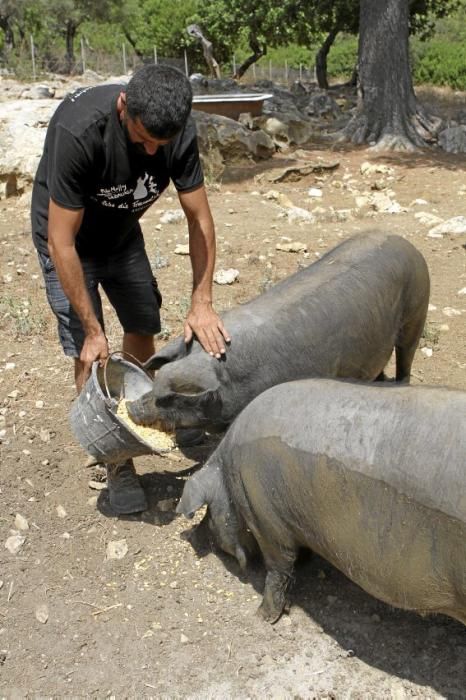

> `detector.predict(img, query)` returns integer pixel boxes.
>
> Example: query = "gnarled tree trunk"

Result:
[344,0,442,151]
[64,19,77,74]
[315,27,338,90]
[187,24,221,79]
[235,37,266,80]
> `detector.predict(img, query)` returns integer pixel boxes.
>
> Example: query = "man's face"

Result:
[119,93,171,156]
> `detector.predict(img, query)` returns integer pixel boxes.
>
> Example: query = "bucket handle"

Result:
[102,350,153,402]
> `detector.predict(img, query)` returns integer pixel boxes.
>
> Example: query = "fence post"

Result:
[285,59,288,83]
[184,49,189,76]
[232,54,236,75]
[30,35,36,81]
[81,37,86,73]
[154,46,158,64]
[122,42,127,74]
[269,59,272,81]
[299,63,302,81]
[252,62,256,81]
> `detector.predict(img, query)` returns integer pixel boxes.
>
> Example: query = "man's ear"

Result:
[117,92,127,120]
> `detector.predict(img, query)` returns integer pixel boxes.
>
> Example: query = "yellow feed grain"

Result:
[116,399,175,451]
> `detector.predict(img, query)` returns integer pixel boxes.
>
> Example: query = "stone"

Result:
[285,207,315,224]
[442,307,462,317]
[160,210,185,225]
[174,244,190,256]
[429,216,466,237]
[5,534,26,554]
[414,212,443,227]
[14,514,29,531]
[106,539,128,560]
[438,125,466,153]
[214,268,240,285]
[35,604,49,624]
[276,241,307,253]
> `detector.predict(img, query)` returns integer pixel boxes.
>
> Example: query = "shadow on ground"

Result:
[183,516,466,699]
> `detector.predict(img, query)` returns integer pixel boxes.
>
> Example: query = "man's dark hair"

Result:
[125,64,193,139]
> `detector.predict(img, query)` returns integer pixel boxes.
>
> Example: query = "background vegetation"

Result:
[0,0,464,89]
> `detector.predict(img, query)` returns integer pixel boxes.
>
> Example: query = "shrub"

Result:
[411,39,466,90]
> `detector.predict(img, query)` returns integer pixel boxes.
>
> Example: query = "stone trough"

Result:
[192,93,273,121]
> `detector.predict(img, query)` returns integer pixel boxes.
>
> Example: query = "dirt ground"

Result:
[1,125,465,698]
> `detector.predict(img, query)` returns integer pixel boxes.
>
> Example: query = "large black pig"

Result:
[177,379,466,625]
[127,231,429,431]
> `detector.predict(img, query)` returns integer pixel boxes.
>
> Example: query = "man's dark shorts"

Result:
[37,235,162,357]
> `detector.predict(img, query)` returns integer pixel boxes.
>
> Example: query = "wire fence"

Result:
[0,38,317,88]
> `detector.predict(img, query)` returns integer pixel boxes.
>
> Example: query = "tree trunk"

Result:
[123,30,144,59]
[344,0,442,151]
[0,15,15,52]
[234,37,266,80]
[64,20,77,74]
[315,27,338,90]
[187,25,221,79]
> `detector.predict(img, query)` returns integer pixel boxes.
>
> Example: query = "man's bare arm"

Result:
[48,199,108,371]
[178,186,230,358]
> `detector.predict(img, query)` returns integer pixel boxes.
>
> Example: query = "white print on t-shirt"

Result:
[68,86,94,103]
[95,184,131,201]
[134,173,159,200]
[91,174,160,212]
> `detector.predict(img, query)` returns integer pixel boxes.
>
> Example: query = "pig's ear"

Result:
[143,336,188,370]
[176,461,218,518]
[176,475,208,518]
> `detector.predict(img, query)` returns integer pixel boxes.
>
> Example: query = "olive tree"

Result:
[343,0,452,150]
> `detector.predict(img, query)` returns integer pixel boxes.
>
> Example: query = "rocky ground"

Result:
[0,103,466,697]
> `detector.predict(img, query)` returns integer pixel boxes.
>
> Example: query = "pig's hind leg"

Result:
[257,549,296,623]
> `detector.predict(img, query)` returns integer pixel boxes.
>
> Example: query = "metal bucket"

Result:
[69,354,167,463]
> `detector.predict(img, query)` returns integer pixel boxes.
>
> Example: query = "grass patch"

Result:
[0,296,48,337]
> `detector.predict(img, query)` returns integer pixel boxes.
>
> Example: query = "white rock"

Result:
[14,514,29,531]
[442,307,462,317]
[457,287,466,296]
[35,400,44,408]
[56,505,67,519]
[5,534,26,554]
[421,347,433,357]
[88,480,106,491]
[414,212,443,226]
[427,231,444,239]
[371,192,404,213]
[360,162,394,176]
[180,633,190,644]
[160,209,185,224]
[106,539,128,560]
[285,207,315,223]
[214,268,239,285]
[174,244,190,256]
[428,216,466,237]
[355,195,370,209]
[8,390,19,399]
[264,190,280,201]
[428,304,437,311]
[276,193,295,208]
[410,199,428,206]
[35,603,49,624]
[5,362,15,370]
[276,241,308,253]
[308,187,323,198]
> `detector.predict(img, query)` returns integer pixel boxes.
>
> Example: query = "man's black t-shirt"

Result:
[31,83,204,257]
